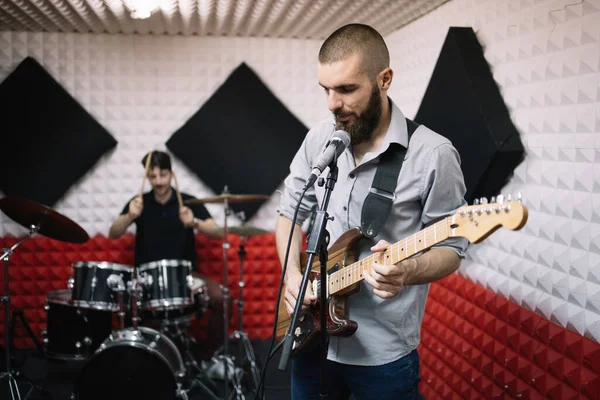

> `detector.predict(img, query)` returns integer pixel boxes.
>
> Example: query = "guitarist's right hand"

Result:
[284,273,317,316]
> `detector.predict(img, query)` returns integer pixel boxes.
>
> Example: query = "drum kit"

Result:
[0,191,271,400]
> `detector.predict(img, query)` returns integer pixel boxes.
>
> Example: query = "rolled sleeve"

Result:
[278,134,319,226]
[420,143,469,258]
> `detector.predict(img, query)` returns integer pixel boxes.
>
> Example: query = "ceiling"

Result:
[0,0,448,39]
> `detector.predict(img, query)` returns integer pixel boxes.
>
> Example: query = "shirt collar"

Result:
[381,98,408,152]
[149,188,177,206]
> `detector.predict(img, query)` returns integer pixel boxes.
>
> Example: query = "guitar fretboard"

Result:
[328,217,452,295]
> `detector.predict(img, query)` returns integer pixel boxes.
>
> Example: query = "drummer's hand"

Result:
[179,206,195,228]
[128,196,143,219]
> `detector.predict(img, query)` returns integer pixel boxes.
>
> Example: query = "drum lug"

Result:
[41,330,47,337]
[139,273,153,288]
[43,338,48,344]
[67,277,74,291]
[83,336,92,346]
[186,275,194,289]
[44,305,49,312]
[75,341,82,350]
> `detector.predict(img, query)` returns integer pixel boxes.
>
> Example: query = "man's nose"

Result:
[327,91,342,112]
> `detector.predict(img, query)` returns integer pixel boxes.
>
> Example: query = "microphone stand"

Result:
[278,159,339,400]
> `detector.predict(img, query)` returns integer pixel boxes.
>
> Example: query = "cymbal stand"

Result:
[231,233,260,393]
[220,190,232,400]
[0,225,44,400]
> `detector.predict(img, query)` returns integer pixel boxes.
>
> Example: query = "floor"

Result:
[0,338,292,400]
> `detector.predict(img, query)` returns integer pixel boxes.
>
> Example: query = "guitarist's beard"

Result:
[334,83,383,146]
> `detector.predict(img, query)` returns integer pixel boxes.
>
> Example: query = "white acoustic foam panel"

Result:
[0,0,449,39]
[386,0,600,342]
[0,33,327,237]
[1,0,599,345]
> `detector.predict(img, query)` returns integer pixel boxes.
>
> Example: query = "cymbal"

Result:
[185,194,269,205]
[0,196,90,243]
[226,226,271,236]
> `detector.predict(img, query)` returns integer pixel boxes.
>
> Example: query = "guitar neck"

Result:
[328,217,452,295]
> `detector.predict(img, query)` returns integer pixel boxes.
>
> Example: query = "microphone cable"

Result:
[253,185,309,400]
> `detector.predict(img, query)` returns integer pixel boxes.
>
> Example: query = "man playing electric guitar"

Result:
[276,24,469,399]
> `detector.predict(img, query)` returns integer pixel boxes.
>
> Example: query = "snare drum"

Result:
[43,290,113,361]
[70,261,134,311]
[73,327,186,400]
[142,272,210,325]
[138,259,193,310]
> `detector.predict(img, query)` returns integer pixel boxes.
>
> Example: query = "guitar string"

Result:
[328,216,452,293]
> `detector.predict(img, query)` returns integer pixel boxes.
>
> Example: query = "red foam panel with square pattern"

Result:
[421,274,600,399]
[1,235,599,399]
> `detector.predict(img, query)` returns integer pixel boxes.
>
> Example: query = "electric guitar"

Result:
[275,196,528,356]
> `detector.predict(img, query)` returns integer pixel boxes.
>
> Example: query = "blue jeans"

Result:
[291,349,421,400]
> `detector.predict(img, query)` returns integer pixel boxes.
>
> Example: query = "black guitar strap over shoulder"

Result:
[361,118,420,239]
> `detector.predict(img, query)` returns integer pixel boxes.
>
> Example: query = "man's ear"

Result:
[379,67,393,91]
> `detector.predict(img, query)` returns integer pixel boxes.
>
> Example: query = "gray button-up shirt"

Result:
[279,99,468,366]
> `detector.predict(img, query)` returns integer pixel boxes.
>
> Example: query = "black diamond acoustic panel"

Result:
[415,27,525,204]
[167,62,308,219]
[0,57,117,206]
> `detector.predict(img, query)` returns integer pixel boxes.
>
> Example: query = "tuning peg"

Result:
[474,199,479,205]
[481,197,488,204]
[507,194,512,201]
[496,194,504,203]
[491,196,496,203]
[517,192,522,203]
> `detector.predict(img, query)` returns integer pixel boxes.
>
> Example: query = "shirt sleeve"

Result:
[420,143,469,258]
[120,196,136,216]
[278,131,320,226]
[180,193,212,220]
[191,203,211,220]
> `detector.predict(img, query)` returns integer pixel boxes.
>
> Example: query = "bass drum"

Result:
[73,327,187,400]
[43,290,112,361]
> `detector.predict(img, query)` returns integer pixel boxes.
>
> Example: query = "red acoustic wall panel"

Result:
[0,234,279,347]
[1,235,599,399]
[420,274,600,399]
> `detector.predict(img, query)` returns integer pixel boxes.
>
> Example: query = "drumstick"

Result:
[140,151,152,199]
[171,170,184,209]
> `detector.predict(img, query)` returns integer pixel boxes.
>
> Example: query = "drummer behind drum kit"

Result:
[0,192,271,400]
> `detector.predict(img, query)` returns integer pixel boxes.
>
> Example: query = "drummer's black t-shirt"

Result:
[120,189,211,267]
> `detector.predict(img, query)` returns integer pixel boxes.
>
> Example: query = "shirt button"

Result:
[343,206,347,211]
[349,173,355,179]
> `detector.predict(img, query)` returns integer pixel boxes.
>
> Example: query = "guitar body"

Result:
[275,228,363,355]
[274,199,528,357]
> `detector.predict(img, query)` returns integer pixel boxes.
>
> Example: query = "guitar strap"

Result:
[360,118,420,239]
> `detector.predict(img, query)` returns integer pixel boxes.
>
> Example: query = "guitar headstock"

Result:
[449,193,528,243]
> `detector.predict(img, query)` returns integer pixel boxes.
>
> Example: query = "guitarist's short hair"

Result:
[318,24,390,80]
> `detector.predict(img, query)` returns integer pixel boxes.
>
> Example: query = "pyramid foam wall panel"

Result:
[1,0,600,395]
[387,0,600,344]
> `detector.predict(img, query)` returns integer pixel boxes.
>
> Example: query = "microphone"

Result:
[304,130,351,189]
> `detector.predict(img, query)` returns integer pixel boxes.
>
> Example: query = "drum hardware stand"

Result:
[1,226,50,400]
[229,233,260,394]
[160,320,221,400]
[127,274,148,331]
[217,186,234,400]
[211,207,261,399]
[9,309,44,357]
[107,274,127,330]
